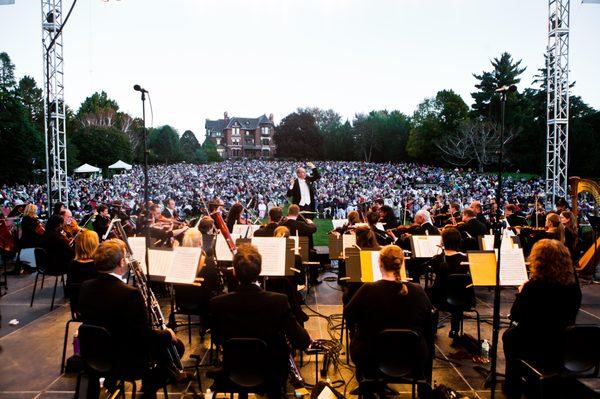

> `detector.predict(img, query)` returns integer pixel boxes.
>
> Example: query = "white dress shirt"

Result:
[298,178,311,206]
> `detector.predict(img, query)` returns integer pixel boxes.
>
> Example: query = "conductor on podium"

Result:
[287,162,321,213]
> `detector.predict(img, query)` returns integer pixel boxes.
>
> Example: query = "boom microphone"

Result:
[133,84,148,93]
[495,85,517,93]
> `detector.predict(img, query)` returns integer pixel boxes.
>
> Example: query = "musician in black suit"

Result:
[457,209,487,250]
[93,204,112,241]
[414,210,440,236]
[281,205,319,284]
[504,204,526,227]
[161,198,178,219]
[78,239,183,399]
[43,215,74,273]
[286,162,321,212]
[470,201,490,229]
[210,244,311,399]
[254,207,283,237]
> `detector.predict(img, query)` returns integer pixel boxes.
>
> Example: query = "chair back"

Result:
[562,325,600,376]
[223,338,269,388]
[34,247,48,273]
[446,273,474,309]
[79,324,116,375]
[174,284,206,315]
[66,283,82,319]
[376,329,426,379]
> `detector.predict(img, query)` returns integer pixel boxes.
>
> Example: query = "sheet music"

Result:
[251,237,287,276]
[500,248,528,286]
[482,235,494,250]
[411,235,442,258]
[216,233,239,261]
[128,237,147,270]
[232,224,261,237]
[331,219,347,230]
[342,234,356,257]
[370,251,382,281]
[148,249,173,277]
[291,235,300,255]
[165,247,202,284]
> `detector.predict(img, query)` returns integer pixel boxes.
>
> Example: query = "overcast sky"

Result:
[1,0,599,140]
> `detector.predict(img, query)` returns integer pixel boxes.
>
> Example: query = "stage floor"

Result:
[1,264,599,398]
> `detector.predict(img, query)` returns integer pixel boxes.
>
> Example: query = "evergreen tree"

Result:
[179,130,201,162]
[147,125,181,163]
[202,138,221,162]
[274,112,324,159]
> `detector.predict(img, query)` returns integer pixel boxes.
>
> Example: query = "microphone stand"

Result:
[137,87,153,326]
[488,89,509,398]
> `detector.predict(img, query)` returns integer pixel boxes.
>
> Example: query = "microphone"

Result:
[495,85,517,93]
[133,84,148,93]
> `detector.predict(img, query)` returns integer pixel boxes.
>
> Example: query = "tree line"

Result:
[274,52,600,176]
[1,50,599,185]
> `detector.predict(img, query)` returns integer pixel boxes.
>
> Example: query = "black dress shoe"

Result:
[448,330,459,339]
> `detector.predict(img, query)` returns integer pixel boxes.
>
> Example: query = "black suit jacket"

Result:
[506,214,527,227]
[210,284,311,368]
[78,273,170,368]
[419,222,440,236]
[44,230,74,273]
[253,222,278,237]
[286,168,321,210]
[280,218,317,237]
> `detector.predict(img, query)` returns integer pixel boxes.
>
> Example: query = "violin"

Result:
[35,220,46,235]
[63,219,80,238]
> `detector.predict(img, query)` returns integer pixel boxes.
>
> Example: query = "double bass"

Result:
[0,217,16,253]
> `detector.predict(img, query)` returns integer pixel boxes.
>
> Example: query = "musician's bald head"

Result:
[296,167,307,179]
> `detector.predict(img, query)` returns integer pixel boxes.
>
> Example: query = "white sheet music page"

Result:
[291,235,300,255]
[412,235,442,258]
[252,237,287,276]
[232,224,261,237]
[342,234,356,257]
[482,235,495,250]
[128,237,147,270]
[370,251,382,281]
[331,219,348,230]
[499,248,528,286]
[216,233,238,261]
[148,249,173,277]
[166,247,202,284]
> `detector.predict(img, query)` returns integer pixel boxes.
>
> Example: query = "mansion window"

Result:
[232,127,241,136]
[261,138,270,146]
[261,127,270,136]
[232,138,240,145]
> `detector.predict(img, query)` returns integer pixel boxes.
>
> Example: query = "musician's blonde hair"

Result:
[546,213,565,243]
[74,229,99,261]
[379,245,408,295]
[528,239,574,285]
[23,204,38,218]
[182,227,202,248]
[274,226,290,238]
[288,204,300,217]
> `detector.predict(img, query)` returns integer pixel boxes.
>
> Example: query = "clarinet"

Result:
[288,353,305,389]
[127,256,186,380]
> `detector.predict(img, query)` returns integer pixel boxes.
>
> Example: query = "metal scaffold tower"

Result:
[42,0,68,210]
[546,0,570,208]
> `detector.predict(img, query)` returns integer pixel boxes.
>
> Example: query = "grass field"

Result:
[313,218,333,246]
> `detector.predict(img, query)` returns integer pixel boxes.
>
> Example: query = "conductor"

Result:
[286,162,321,213]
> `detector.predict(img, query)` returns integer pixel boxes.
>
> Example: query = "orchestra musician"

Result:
[378,205,398,230]
[43,214,74,274]
[287,162,321,213]
[161,198,179,220]
[470,201,489,229]
[344,245,434,399]
[560,211,579,262]
[527,199,546,229]
[52,202,66,216]
[78,239,184,399]
[209,243,311,399]
[455,209,487,250]
[366,211,393,246]
[20,203,44,249]
[93,204,112,241]
[281,205,319,284]
[502,239,581,398]
[333,210,361,235]
[428,227,473,339]
[504,204,526,227]
[148,204,189,247]
[449,202,461,222]
[342,225,380,306]
[225,202,247,233]
[254,207,284,237]
[518,213,565,244]
[66,229,100,315]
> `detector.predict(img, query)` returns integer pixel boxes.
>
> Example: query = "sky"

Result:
[1,0,599,141]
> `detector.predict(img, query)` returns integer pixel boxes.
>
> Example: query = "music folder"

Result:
[235,237,296,276]
[133,246,203,285]
[345,247,407,283]
[467,248,528,287]
[232,224,261,238]
[328,232,356,260]
[215,232,240,262]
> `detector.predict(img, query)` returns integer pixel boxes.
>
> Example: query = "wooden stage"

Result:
[1,258,599,398]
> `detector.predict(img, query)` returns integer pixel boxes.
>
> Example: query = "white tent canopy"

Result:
[73,163,101,173]
[108,160,132,170]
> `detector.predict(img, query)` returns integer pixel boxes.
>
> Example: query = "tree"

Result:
[406,90,468,163]
[322,120,357,161]
[70,126,132,170]
[297,107,342,133]
[435,120,513,172]
[179,130,201,162]
[274,112,324,159]
[471,52,526,121]
[202,139,221,162]
[147,125,181,163]
[0,52,16,92]
[569,96,600,178]
[16,76,44,130]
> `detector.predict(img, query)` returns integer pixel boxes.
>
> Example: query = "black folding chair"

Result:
[60,283,81,374]
[207,338,270,398]
[519,324,600,398]
[358,329,432,399]
[75,324,169,399]
[446,273,481,345]
[30,247,67,310]
[169,284,209,344]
